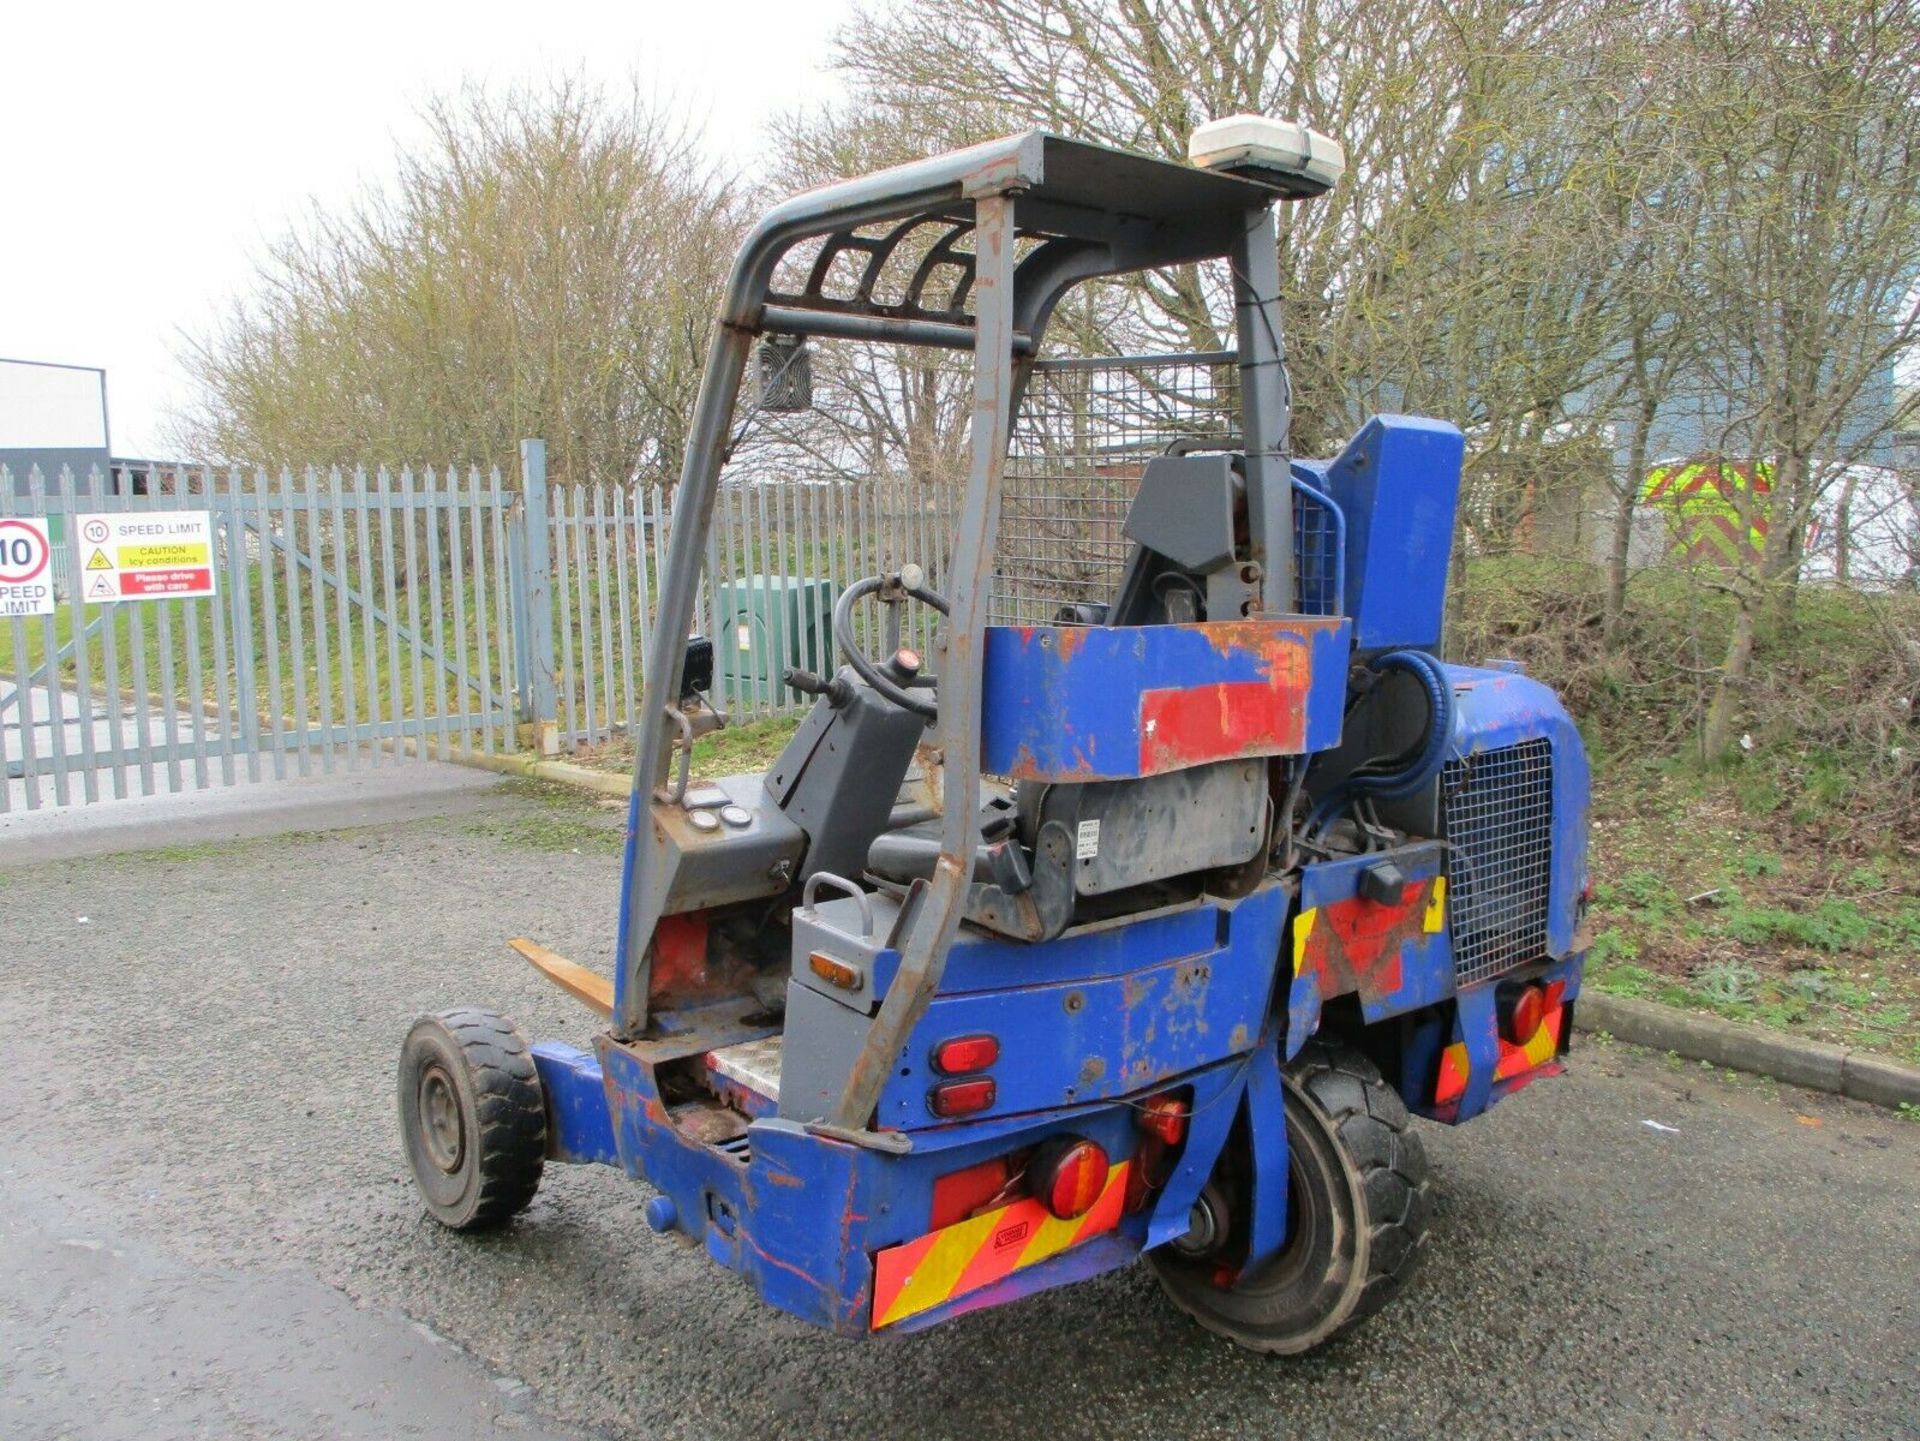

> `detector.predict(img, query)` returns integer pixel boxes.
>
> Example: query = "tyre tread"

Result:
[402,1007,545,1229]
[1291,1038,1432,1325]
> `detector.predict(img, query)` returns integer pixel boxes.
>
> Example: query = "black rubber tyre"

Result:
[398,1008,545,1231]
[1149,1039,1431,1354]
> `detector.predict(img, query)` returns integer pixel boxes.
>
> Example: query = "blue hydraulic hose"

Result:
[1304,649,1456,836]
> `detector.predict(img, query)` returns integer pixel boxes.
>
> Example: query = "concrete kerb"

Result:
[442,747,1920,1113]
[1576,992,1920,1112]
[448,746,634,800]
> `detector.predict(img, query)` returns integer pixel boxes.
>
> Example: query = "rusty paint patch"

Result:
[1189,617,1339,667]
[673,1101,750,1147]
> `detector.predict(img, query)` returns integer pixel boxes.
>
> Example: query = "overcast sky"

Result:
[3,0,856,456]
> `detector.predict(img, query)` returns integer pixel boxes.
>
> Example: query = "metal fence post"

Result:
[507,510,529,720]
[519,439,559,755]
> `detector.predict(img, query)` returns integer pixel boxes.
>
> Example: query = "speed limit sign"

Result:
[0,517,56,617]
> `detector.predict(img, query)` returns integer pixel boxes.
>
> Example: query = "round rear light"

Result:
[1507,983,1546,1044]
[1031,1136,1109,1219]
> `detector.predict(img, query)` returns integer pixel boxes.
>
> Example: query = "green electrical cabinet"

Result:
[716,574,838,706]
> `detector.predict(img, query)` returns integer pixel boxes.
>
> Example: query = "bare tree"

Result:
[1679,0,1920,760]
[175,79,748,486]
[780,1,1645,511]
[1539,15,1717,631]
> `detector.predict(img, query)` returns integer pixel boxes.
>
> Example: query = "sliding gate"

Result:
[2,459,522,812]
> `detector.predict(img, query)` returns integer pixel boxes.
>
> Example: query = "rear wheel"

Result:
[398,1008,545,1230]
[1149,1040,1430,1354]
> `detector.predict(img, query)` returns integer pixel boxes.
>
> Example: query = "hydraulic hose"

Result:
[1303,649,1456,838]
[1347,649,1456,801]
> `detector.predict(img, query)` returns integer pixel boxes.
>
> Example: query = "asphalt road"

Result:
[2,778,1916,1441]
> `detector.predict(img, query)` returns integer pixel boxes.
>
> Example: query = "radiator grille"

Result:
[1442,738,1554,987]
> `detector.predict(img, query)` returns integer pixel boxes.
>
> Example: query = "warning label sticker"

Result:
[74,510,217,603]
[120,541,210,569]
[1075,818,1101,860]
[0,517,56,617]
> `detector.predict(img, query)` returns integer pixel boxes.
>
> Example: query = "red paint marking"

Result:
[1316,887,1421,990]
[1298,882,1431,1012]
[930,1158,1011,1230]
[1139,680,1306,773]
[650,912,709,995]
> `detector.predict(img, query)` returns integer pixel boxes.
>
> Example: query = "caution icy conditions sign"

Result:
[0,517,57,617]
[75,511,217,602]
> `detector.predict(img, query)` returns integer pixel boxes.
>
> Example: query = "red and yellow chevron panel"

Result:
[1640,457,1774,569]
[870,1162,1131,1329]
[1435,988,1566,1105]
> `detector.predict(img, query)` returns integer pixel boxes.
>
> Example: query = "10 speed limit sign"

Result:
[0,518,56,617]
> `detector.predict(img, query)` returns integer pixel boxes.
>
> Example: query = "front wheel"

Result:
[398,1008,545,1230]
[1149,1040,1431,1354]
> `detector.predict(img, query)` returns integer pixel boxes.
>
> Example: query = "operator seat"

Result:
[864,787,1026,888]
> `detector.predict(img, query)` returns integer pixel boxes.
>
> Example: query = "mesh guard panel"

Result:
[998,357,1339,623]
[1442,738,1554,987]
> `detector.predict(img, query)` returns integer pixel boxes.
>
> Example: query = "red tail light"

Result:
[1031,1137,1109,1219]
[930,1157,1013,1228]
[1138,1094,1188,1145]
[931,1034,999,1075]
[1504,982,1547,1044]
[928,1077,996,1117]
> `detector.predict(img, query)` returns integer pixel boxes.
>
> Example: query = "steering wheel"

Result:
[832,565,949,719]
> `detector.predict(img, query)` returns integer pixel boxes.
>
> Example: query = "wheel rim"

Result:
[1171,1186,1227,1258]
[416,1064,465,1174]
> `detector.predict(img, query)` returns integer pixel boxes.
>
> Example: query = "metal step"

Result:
[707,1033,783,1103]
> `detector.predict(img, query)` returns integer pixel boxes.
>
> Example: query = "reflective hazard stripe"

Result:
[1436,1002,1565,1105]
[870,1162,1131,1329]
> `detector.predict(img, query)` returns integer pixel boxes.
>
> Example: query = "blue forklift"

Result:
[398,117,1590,1353]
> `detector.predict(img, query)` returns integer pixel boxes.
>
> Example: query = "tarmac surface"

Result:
[3,774,1917,1441]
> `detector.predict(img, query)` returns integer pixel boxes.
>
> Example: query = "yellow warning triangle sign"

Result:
[86,547,114,570]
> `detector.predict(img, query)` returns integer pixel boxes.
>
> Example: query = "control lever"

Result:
[784,666,853,707]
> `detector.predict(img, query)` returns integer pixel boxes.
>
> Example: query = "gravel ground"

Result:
[2,780,1917,1441]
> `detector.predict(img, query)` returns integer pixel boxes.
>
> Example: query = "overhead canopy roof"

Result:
[725,131,1286,348]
